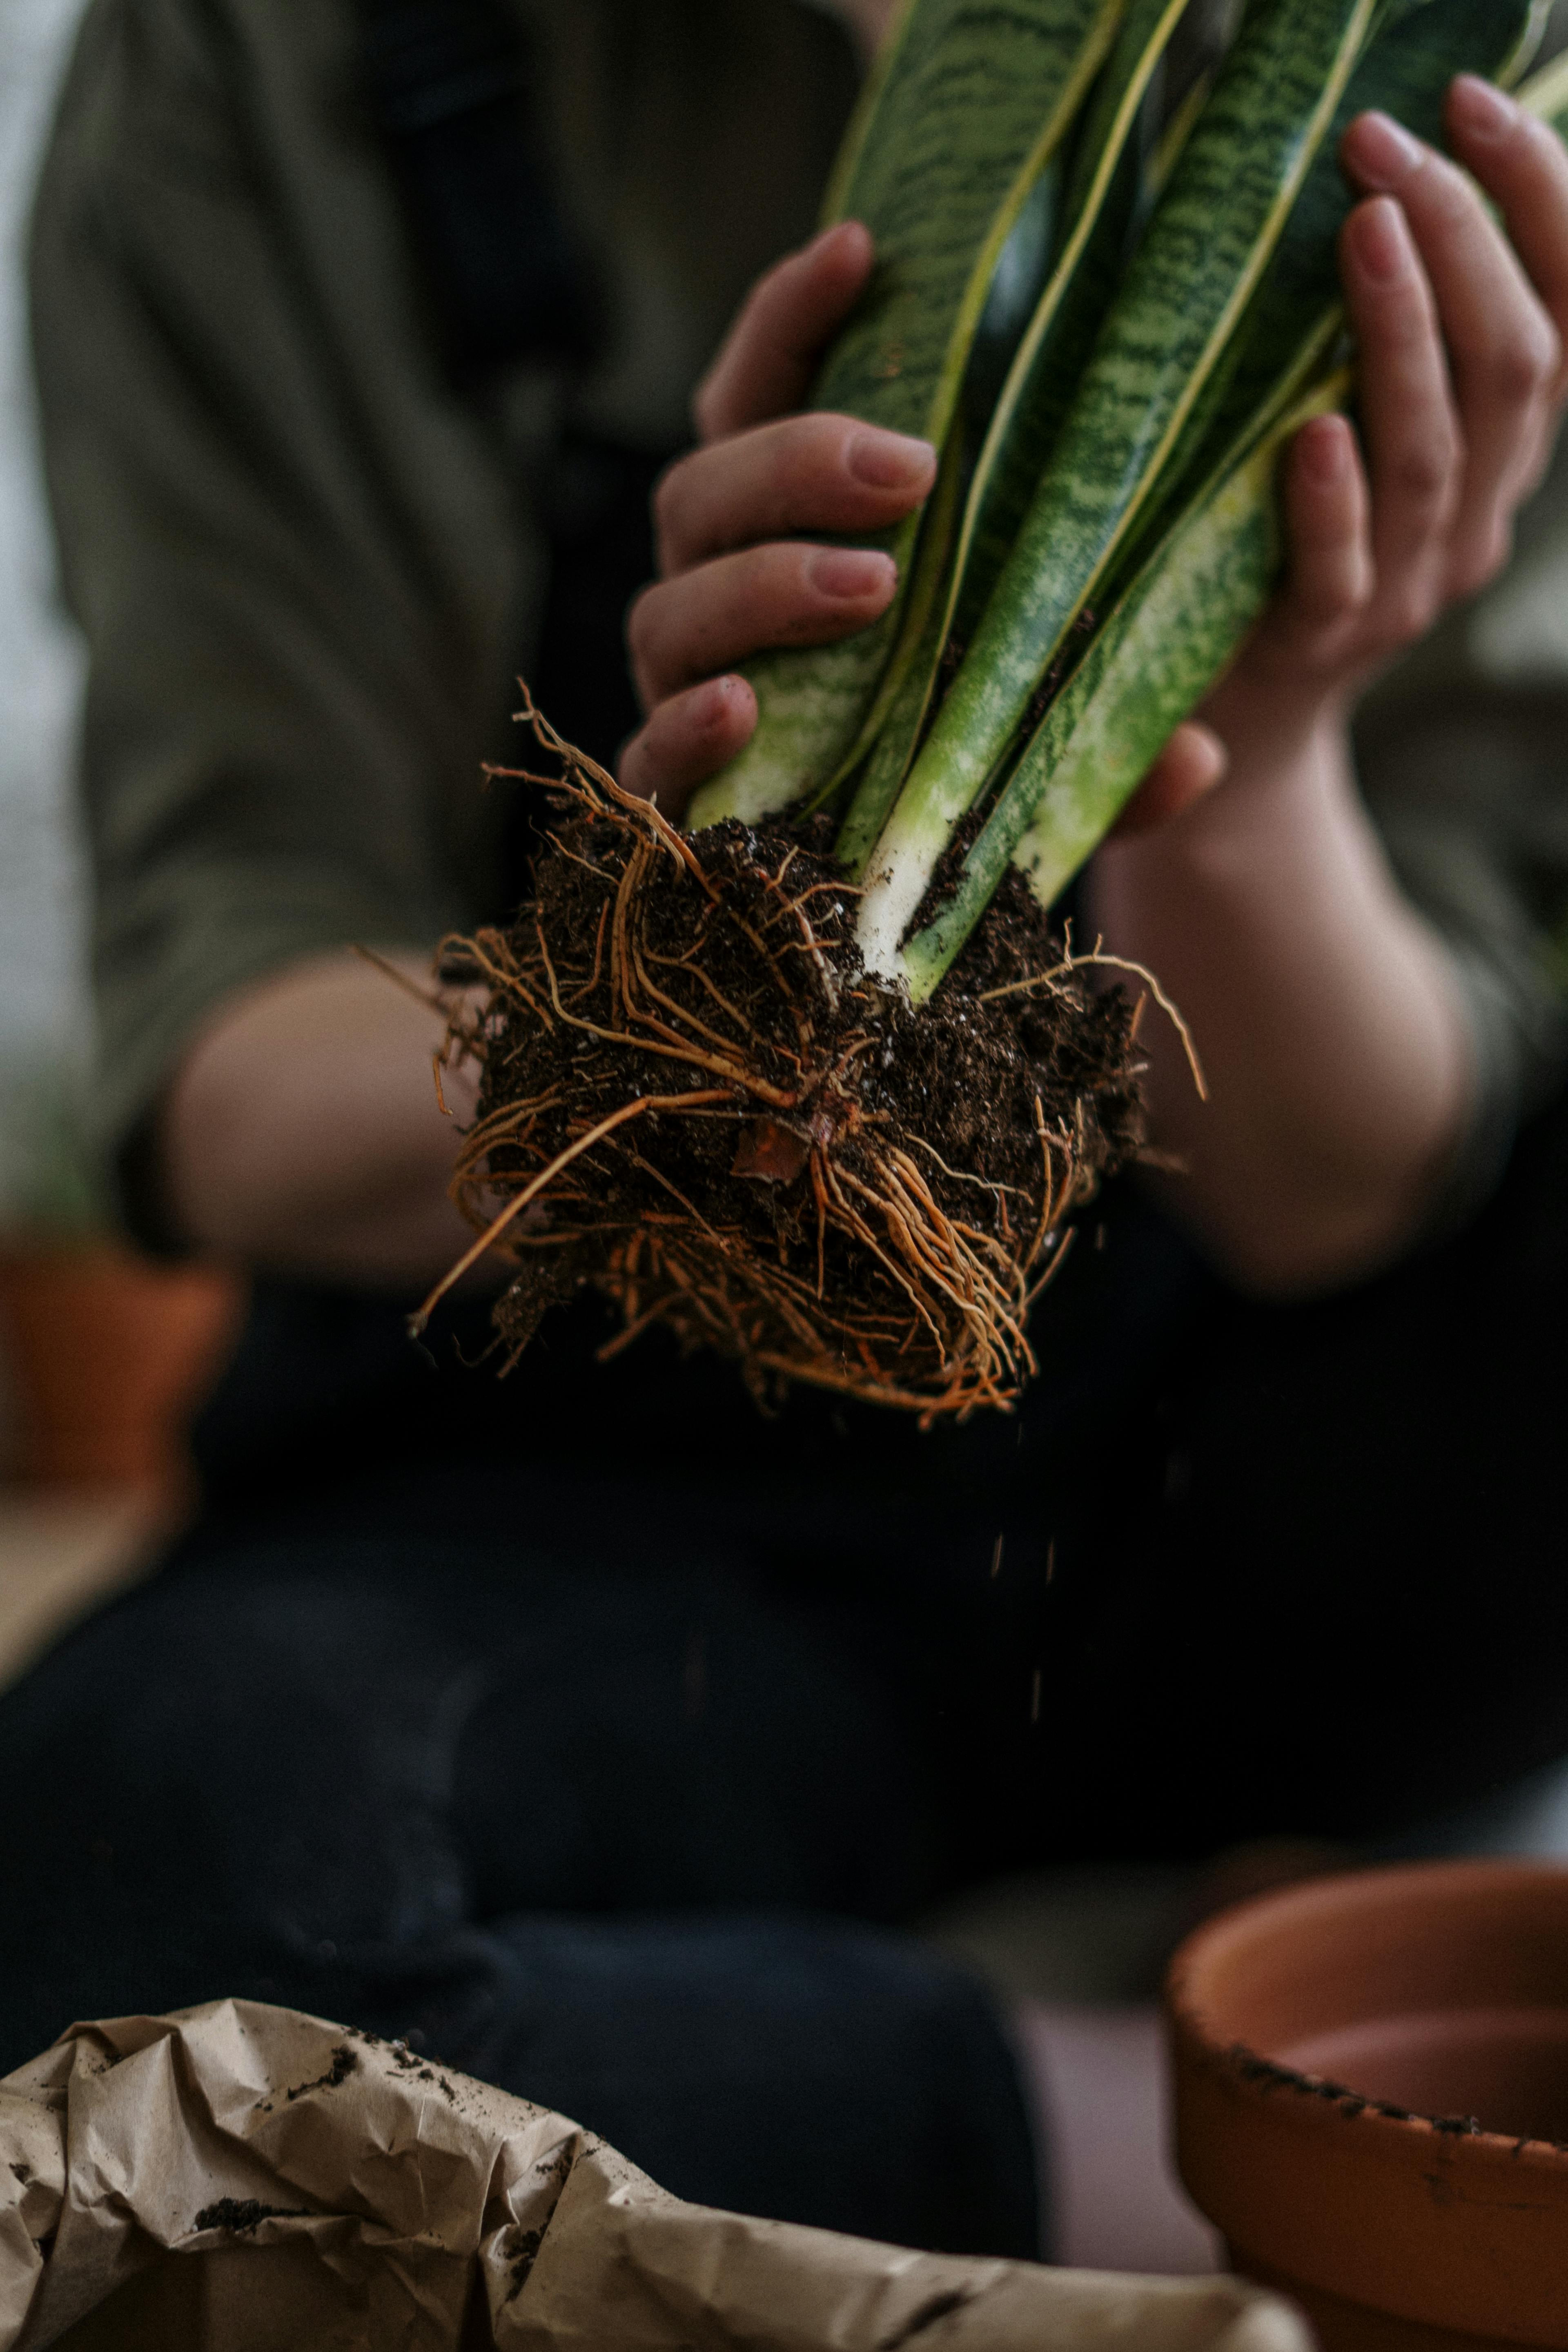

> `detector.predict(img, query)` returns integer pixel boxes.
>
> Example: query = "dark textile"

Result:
[0,1527,1040,2259]
[177,1073,1568,1867]
[8,1075,1568,2031]
[2,1084,1566,2251]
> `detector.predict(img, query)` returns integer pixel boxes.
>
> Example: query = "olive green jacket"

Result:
[28,0,1568,1234]
[30,0,857,1187]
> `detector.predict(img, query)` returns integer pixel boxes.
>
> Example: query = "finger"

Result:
[627,543,898,708]
[1110,723,1227,838]
[619,675,757,819]
[1275,412,1374,639]
[694,221,875,444]
[654,414,934,577]
[1343,109,1558,592]
[1339,194,1463,645]
[1448,76,1568,402]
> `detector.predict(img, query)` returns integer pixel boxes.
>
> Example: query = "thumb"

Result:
[694,220,875,443]
[1110,722,1228,839]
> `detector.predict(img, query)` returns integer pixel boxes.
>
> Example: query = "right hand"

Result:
[619,220,938,817]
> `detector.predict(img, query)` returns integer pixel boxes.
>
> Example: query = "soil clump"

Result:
[422,724,1148,1419]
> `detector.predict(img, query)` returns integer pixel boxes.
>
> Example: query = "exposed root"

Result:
[416,704,1147,1421]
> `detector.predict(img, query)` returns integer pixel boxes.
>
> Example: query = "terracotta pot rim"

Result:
[1170,2019,1568,2173]
[1169,1858,1568,2171]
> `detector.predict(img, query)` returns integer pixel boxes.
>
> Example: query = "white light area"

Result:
[0,0,92,1216]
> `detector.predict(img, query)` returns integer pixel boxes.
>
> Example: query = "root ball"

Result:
[424,730,1148,1420]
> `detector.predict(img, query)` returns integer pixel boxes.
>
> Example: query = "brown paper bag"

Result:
[0,2002,1308,2350]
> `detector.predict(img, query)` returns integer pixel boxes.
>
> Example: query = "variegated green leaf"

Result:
[855,0,1382,978]
[902,361,1347,1000]
[1522,41,1568,136]
[1126,0,1548,574]
[687,0,1125,833]
[897,0,1553,998]
[834,0,1196,873]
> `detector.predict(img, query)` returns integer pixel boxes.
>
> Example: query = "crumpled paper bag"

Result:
[0,2002,1310,2351]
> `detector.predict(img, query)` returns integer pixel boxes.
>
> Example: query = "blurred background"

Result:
[0,0,89,1229]
[0,0,241,1682]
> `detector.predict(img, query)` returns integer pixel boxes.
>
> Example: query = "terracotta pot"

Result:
[1167,1862,1568,2351]
[0,1244,243,1491]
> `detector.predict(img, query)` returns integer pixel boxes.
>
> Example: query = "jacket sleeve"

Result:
[29,0,531,1184]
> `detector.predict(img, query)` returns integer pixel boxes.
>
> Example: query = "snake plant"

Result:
[692,0,1556,1000]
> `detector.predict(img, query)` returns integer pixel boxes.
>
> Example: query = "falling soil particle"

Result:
[421,722,1147,1421]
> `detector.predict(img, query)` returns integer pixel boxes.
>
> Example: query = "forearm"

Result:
[161,951,479,1292]
[1087,716,1474,1295]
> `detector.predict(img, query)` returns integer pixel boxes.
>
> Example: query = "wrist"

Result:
[1100,704,1352,909]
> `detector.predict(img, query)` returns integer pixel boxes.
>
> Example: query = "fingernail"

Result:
[847,429,935,490]
[1351,196,1410,284]
[1347,110,1424,190]
[811,548,897,600]
[1449,74,1516,143]
[804,219,870,267]
[700,675,746,728]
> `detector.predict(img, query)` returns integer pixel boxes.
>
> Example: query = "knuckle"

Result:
[785,412,855,506]
[1518,109,1562,176]
[624,582,661,669]
[618,726,650,794]
[1428,153,1480,228]
[1304,569,1372,631]
[1452,521,1513,601]
[1389,433,1459,512]
[650,459,690,559]
[691,374,722,443]
[772,413,826,497]
[1388,582,1441,644]
[1490,321,1557,408]
[1519,424,1557,500]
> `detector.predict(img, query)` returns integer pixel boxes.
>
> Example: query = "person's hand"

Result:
[619,221,937,814]
[1119,76,1568,835]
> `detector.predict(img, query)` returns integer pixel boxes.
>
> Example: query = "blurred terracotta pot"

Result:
[1168,1861,1568,2350]
[0,1244,243,1491]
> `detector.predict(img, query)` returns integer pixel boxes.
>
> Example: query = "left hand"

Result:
[1120,74,1568,833]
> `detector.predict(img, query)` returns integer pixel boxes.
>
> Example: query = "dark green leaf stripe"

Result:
[688,0,1125,832]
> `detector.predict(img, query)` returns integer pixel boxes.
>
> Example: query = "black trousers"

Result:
[1,1091,1563,2258]
[0,1520,1039,2256]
